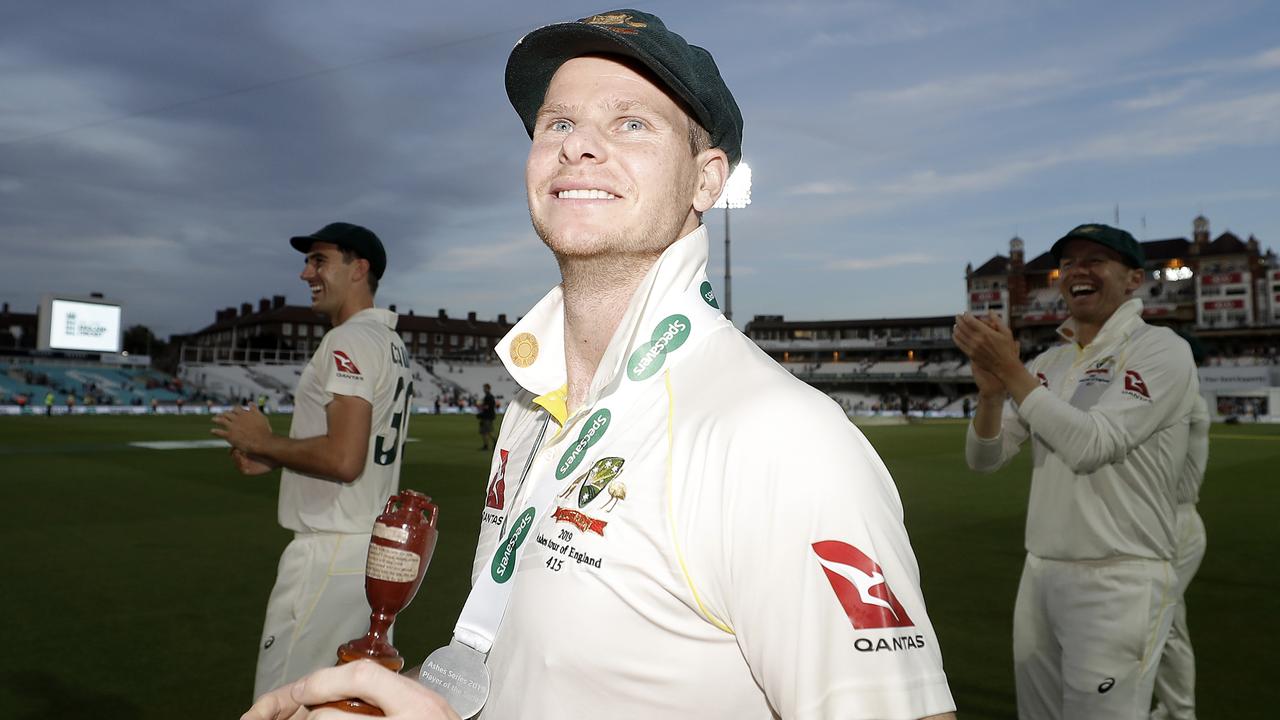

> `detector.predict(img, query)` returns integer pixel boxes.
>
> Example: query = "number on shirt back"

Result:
[374,377,412,466]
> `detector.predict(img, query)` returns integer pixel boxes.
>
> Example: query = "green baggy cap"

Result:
[289,222,387,280]
[505,9,744,169]
[1050,223,1145,268]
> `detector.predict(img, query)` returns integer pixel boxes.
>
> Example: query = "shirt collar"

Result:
[1056,297,1143,348]
[496,225,711,410]
[334,307,398,329]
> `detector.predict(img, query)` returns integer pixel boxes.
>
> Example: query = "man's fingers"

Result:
[290,661,459,718]
[958,314,1000,340]
[953,322,987,354]
[241,682,306,720]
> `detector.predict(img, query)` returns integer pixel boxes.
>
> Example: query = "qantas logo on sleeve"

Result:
[1123,370,1151,400]
[812,541,914,629]
[332,350,362,375]
[485,449,509,510]
[1036,372,1049,388]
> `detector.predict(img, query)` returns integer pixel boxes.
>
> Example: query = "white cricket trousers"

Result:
[1151,504,1206,720]
[253,531,373,699]
[1013,553,1175,720]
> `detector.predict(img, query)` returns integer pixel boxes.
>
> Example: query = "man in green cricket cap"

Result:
[247,8,956,720]
[953,222,1200,719]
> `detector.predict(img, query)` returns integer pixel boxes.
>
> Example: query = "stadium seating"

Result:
[424,361,518,411]
[864,360,924,376]
[3,362,198,407]
[181,363,282,405]
[177,358,522,413]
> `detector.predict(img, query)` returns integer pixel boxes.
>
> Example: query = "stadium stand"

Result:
[418,360,518,412]
[181,363,281,406]
[172,357,521,416]
[7,214,1275,422]
[3,361,202,410]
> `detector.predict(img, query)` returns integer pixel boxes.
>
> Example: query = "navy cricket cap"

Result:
[1050,223,1145,269]
[289,222,387,279]
[505,9,744,168]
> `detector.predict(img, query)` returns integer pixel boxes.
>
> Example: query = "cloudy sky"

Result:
[3,0,1278,339]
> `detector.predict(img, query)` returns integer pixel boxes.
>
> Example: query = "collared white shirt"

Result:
[279,307,413,534]
[472,226,954,720]
[967,298,1199,560]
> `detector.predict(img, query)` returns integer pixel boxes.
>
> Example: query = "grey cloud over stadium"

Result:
[3,0,1278,338]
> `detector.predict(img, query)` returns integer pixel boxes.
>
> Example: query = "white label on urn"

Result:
[373,522,410,544]
[367,544,420,582]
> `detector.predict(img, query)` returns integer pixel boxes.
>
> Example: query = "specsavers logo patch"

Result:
[490,507,536,583]
[333,350,361,375]
[699,281,719,309]
[627,314,691,381]
[555,409,611,480]
[812,540,914,629]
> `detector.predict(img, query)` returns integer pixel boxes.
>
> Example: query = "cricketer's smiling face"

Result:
[525,55,721,260]
[299,241,360,318]
[1057,239,1144,328]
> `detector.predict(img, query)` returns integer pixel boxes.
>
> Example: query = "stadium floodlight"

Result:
[712,161,752,322]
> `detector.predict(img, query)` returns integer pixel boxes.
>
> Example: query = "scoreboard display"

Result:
[37,296,124,353]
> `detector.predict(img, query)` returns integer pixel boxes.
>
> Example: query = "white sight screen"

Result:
[48,299,122,352]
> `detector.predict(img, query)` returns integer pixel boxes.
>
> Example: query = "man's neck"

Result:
[1073,321,1102,348]
[558,252,661,413]
[333,297,375,327]
[1072,298,1134,347]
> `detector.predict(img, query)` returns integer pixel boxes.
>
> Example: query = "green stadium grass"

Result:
[0,414,1274,719]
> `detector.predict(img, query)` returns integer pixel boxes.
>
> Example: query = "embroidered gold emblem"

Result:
[583,13,647,29]
[510,332,539,368]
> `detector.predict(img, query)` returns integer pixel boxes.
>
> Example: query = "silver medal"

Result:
[418,640,491,719]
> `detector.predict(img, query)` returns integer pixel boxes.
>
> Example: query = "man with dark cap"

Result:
[247,11,954,720]
[953,223,1199,719]
[215,222,414,698]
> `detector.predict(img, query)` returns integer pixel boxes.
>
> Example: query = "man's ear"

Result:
[350,257,370,286]
[1125,267,1145,293]
[692,148,730,214]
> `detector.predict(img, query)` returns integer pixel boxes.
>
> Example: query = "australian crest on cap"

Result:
[583,12,647,31]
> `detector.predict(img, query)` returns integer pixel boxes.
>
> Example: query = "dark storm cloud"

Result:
[0,1,560,335]
[2,1,1277,338]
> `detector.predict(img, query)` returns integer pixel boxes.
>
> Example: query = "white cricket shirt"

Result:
[966,298,1199,561]
[470,227,954,720]
[1179,394,1209,505]
[279,308,414,534]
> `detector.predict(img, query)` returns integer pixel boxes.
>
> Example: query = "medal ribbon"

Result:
[449,279,724,656]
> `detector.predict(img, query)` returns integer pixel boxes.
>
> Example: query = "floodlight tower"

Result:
[712,161,752,322]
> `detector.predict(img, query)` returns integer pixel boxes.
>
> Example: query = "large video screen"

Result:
[48,299,122,352]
